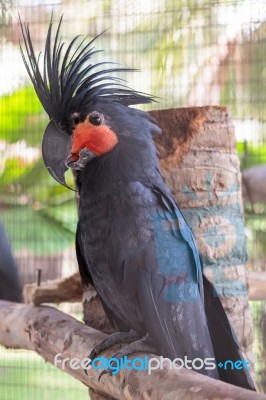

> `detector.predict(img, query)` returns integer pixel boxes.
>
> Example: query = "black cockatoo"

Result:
[20,16,255,390]
[0,220,22,302]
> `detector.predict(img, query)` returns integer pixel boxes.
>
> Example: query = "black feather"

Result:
[19,14,155,127]
[0,221,22,302]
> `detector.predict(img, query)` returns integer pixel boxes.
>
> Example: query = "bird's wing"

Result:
[203,275,255,389]
[109,181,217,369]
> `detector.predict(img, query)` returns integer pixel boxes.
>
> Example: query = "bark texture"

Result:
[0,301,264,400]
[23,272,83,305]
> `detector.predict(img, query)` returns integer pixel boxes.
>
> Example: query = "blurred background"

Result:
[0,0,266,398]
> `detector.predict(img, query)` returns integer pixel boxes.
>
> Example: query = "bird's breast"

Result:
[78,193,145,330]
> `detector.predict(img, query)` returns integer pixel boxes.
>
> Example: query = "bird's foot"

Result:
[88,329,141,362]
[98,333,157,380]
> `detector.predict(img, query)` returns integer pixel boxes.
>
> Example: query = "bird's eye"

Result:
[88,112,102,126]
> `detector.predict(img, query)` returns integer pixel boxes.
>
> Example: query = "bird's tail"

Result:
[203,275,255,391]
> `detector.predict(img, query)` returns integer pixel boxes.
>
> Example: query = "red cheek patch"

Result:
[70,120,118,160]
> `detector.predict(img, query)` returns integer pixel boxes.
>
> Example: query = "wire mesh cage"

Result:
[0,0,266,398]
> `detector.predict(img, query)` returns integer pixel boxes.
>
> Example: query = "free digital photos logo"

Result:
[54,354,250,375]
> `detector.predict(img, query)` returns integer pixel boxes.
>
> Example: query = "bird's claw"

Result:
[98,367,113,382]
[83,347,99,374]
[83,354,93,375]
[83,353,115,380]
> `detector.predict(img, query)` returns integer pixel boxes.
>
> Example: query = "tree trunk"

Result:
[0,301,264,400]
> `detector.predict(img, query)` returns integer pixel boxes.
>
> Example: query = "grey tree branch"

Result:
[0,300,265,400]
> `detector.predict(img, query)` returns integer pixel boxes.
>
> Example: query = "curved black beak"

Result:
[42,120,74,190]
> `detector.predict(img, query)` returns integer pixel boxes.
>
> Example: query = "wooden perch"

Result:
[23,272,83,305]
[23,273,115,334]
[0,300,264,400]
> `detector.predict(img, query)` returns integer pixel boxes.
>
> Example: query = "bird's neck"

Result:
[77,137,160,197]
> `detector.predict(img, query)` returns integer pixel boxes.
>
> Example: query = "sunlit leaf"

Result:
[0,86,46,145]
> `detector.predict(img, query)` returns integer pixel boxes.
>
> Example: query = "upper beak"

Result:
[42,120,74,190]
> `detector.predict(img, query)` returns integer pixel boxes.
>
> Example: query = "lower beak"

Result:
[66,148,96,170]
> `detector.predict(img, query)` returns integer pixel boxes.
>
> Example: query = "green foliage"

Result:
[0,86,77,255]
[0,86,46,145]
[0,158,30,186]
[2,204,76,255]
[238,142,266,169]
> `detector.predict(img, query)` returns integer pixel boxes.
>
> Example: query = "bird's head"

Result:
[20,16,161,189]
